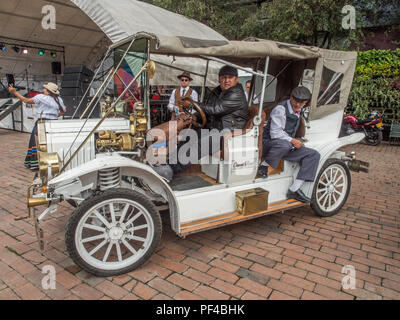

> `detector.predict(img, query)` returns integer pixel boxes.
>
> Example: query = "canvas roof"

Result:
[0,0,227,77]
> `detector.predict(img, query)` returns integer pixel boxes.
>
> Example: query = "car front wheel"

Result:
[65,188,162,277]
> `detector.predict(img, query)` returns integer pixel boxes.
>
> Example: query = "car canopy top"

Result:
[113,33,357,121]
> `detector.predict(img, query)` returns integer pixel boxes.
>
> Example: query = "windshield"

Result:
[113,38,148,116]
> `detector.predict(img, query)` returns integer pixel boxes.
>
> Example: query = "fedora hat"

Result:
[43,82,60,95]
[177,71,193,81]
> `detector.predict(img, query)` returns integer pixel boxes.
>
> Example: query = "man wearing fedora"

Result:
[167,71,198,120]
[261,86,320,203]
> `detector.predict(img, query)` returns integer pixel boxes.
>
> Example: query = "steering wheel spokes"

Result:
[181,98,207,129]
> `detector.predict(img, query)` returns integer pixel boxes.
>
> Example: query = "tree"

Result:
[143,0,400,49]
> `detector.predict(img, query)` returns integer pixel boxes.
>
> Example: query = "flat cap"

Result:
[291,86,311,101]
[219,65,238,77]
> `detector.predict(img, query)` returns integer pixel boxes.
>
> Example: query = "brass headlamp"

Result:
[38,151,61,184]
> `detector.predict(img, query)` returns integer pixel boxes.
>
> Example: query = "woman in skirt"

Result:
[8,82,66,170]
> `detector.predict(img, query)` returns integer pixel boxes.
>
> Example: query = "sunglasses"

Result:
[181,78,190,82]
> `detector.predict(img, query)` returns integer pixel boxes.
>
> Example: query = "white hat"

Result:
[43,82,59,95]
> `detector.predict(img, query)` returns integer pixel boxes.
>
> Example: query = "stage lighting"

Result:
[13,46,20,53]
[51,52,57,58]
[38,49,45,56]
[0,43,6,51]
[22,48,29,54]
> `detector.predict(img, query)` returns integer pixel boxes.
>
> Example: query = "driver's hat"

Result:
[291,86,311,101]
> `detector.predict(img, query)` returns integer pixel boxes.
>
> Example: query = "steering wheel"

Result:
[182,98,207,129]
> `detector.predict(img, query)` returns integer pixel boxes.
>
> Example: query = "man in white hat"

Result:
[9,82,66,169]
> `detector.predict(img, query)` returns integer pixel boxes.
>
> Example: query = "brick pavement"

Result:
[0,127,399,300]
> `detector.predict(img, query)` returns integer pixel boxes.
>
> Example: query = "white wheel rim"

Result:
[316,164,348,213]
[75,198,155,271]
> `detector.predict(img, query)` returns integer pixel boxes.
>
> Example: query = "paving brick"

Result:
[313,284,354,300]
[241,291,268,300]
[174,290,203,300]
[267,279,303,298]
[364,282,400,299]
[301,290,328,300]
[71,283,104,300]
[236,267,269,285]
[236,278,272,297]
[246,253,276,268]
[56,271,81,289]
[128,268,156,283]
[96,280,129,300]
[281,274,315,292]
[207,267,239,284]
[182,257,211,272]
[209,258,240,273]
[167,273,199,291]
[194,285,230,300]
[250,263,282,280]
[148,277,181,297]
[13,282,45,300]
[223,254,253,269]
[269,290,297,300]
[211,279,245,298]
[275,263,307,279]
[0,288,21,300]
[282,249,313,264]
[295,261,328,276]
[132,282,158,300]
[184,268,215,285]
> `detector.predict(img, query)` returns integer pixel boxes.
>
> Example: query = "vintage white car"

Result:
[27,33,368,276]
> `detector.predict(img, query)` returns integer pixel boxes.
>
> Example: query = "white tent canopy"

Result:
[0,0,227,78]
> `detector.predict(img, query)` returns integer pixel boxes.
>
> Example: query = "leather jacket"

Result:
[200,84,248,130]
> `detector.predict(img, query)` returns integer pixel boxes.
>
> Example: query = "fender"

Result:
[300,132,365,198]
[48,153,180,233]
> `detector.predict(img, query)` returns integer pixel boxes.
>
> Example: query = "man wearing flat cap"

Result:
[167,71,198,119]
[261,86,320,203]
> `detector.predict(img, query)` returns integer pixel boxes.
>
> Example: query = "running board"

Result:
[179,199,308,237]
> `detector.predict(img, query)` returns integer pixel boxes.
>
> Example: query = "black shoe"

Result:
[287,189,311,203]
[257,165,269,178]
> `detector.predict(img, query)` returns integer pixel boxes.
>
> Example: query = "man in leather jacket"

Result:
[153,65,248,179]
[198,65,248,131]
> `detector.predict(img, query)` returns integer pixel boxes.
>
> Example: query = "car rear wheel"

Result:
[311,159,351,217]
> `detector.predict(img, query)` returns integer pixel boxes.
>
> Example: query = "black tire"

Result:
[311,159,351,217]
[364,128,382,146]
[65,188,162,277]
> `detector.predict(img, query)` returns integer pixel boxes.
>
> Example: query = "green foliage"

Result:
[348,49,400,120]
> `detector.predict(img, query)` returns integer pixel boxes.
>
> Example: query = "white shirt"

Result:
[33,94,67,120]
[245,91,260,105]
[270,99,300,142]
[167,86,198,111]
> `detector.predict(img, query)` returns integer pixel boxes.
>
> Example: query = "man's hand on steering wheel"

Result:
[179,97,192,109]
[178,97,207,129]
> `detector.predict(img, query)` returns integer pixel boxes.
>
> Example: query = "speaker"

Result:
[60,87,89,96]
[64,65,94,77]
[61,79,91,88]
[52,62,62,75]
[62,95,100,119]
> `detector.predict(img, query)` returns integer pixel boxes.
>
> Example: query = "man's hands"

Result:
[291,138,303,149]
